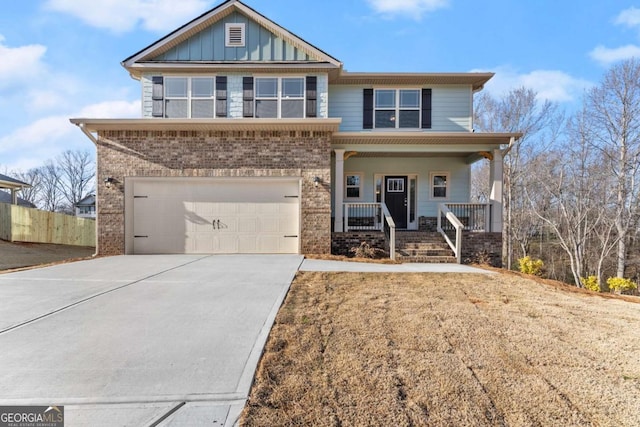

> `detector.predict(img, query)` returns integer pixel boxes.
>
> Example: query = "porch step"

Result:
[393,231,457,263]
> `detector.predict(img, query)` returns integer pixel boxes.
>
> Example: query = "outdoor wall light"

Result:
[104,177,116,188]
[313,176,321,187]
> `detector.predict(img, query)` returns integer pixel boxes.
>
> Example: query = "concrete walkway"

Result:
[300,259,495,273]
[0,255,303,426]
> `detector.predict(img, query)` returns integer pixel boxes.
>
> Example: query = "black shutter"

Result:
[306,76,317,118]
[151,76,164,117]
[216,76,227,117]
[421,88,432,129]
[363,89,374,129]
[243,77,254,117]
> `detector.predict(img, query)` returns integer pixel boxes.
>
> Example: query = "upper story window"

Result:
[255,77,305,118]
[363,88,429,130]
[374,89,421,129]
[164,77,215,118]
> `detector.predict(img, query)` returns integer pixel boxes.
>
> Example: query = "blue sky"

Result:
[1,0,639,173]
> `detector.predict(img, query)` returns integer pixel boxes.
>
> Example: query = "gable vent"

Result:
[225,23,245,47]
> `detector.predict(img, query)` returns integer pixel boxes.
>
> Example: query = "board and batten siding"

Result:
[141,73,329,119]
[328,85,473,132]
[152,11,312,62]
[331,157,471,218]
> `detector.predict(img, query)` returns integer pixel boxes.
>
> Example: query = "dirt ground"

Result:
[0,239,95,271]
[241,271,640,426]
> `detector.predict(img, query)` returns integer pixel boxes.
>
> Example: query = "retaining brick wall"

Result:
[96,129,332,255]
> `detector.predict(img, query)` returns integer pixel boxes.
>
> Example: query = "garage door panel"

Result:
[132,179,300,254]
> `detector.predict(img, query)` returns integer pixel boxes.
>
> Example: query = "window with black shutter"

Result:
[152,76,164,117]
[216,76,227,117]
[363,89,374,129]
[243,77,254,117]
[306,76,317,118]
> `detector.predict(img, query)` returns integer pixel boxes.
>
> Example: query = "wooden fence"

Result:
[0,203,95,247]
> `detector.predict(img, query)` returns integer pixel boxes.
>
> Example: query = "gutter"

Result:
[74,122,99,145]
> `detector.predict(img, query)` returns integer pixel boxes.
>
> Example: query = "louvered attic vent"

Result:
[225,23,245,47]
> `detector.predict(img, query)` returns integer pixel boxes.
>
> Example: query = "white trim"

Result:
[373,88,421,130]
[254,76,305,119]
[430,171,450,200]
[374,173,418,230]
[164,76,216,118]
[122,1,342,70]
[225,23,245,47]
[344,172,363,201]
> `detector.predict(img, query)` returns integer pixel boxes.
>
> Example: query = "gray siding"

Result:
[141,72,328,119]
[154,12,312,62]
[328,85,472,132]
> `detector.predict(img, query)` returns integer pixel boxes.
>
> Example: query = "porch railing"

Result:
[344,202,382,231]
[343,202,395,260]
[381,203,396,261]
[445,203,491,232]
[437,203,463,263]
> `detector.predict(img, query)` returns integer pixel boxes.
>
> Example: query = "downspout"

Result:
[73,122,99,258]
[76,122,99,145]
[501,136,516,157]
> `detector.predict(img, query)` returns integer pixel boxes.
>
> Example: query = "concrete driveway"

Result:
[0,254,303,426]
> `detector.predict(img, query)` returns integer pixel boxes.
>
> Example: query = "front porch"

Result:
[332,202,502,265]
[330,132,519,265]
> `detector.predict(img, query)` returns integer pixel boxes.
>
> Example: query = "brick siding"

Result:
[461,231,503,267]
[96,129,332,255]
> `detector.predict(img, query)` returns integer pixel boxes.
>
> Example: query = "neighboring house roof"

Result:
[0,190,36,208]
[75,194,96,207]
[122,0,343,78]
[0,173,31,190]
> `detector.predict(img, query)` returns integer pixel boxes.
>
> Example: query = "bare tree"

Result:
[474,87,563,268]
[57,150,95,211]
[586,58,640,278]
[38,161,63,212]
[526,111,614,286]
[13,168,42,205]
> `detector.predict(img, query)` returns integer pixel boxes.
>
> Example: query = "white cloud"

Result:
[474,66,592,103]
[366,0,449,19]
[45,0,211,33]
[589,44,640,65]
[0,100,140,171]
[77,100,141,118]
[615,7,640,28]
[0,35,47,87]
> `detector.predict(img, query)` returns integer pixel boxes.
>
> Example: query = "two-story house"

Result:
[71,0,520,265]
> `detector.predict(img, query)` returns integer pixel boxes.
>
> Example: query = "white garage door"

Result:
[130,178,300,254]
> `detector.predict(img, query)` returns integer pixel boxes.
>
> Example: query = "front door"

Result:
[384,176,408,229]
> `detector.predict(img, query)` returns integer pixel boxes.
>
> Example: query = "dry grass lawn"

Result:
[241,271,640,426]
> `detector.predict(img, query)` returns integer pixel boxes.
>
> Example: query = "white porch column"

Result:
[11,189,18,205]
[489,148,503,232]
[334,149,345,232]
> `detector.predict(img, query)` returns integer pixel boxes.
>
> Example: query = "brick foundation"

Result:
[331,232,387,257]
[96,129,332,255]
[461,231,503,267]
